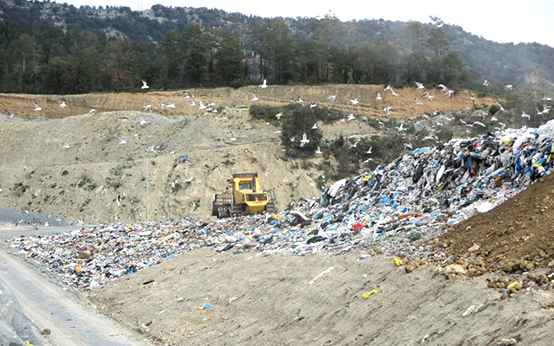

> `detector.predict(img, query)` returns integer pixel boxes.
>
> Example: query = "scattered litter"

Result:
[309,267,335,285]
[362,288,382,299]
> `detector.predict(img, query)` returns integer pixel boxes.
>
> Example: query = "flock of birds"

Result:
[25,78,553,154]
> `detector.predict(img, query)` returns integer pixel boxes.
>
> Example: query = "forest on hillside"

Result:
[0,0,553,96]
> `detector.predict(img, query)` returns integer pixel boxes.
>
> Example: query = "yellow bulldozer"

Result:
[212,173,276,218]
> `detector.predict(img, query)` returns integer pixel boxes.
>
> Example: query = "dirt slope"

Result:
[0,84,497,120]
[88,248,554,346]
[437,170,554,270]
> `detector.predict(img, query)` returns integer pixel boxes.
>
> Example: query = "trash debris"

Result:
[393,258,403,266]
[309,267,335,285]
[362,288,382,299]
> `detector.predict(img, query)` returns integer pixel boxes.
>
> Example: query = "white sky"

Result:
[54,0,554,48]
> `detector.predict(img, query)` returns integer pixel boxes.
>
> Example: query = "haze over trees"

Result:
[0,0,553,95]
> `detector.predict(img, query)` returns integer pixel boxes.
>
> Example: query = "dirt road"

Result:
[0,226,153,346]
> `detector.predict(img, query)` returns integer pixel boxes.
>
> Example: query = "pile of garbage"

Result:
[10,120,554,290]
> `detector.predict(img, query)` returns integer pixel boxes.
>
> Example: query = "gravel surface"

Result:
[0,207,71,228]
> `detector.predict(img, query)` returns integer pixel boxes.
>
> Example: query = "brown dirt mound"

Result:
[437,172,554,271]
[0,84,498,120]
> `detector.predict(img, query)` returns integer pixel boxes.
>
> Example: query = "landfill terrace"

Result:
[8,120,554,345]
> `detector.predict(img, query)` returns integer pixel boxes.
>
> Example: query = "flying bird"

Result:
[346,114,355,121]
[383,106,392,117]
[395,123,405,132]
[144,104,152,111]
[505,84,513,90]
[376,93,382,101]
[328,95,337,102]
[350,98,359,105]
[300,133,310,146]
[312,123,318,130]
[310,102,317,108]
[230,131,237,141]
[473,121,486,127]
[315,147,322,155]
[275,112,282,120]
[89,109,96,114]
[365,147,373,154]
[259,79,268,88]
[415,82,425,89]
[252,93,259,101]
[437,84,447,91]
[34,103,42,111]
[119,137,127,144]
[60,101,66,109]
[415,98,423,106]
[483,80,489,87]
[141,80,149,90]
[521,111,530,119]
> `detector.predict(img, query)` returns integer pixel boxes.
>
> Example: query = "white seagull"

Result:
[415,82,425,89]
[60,101,66,109]
[315,147,322,155]
[437,84,447,91]
[312,123,318,130]
[141,80,149,90]
[483,80,489,87]
[505,84,513,90]
[300,133,310,147]
[62,142,70,149]
[383,106,392,117]
[365,147,373,154]
[395,123,405,132]
[521,111,530,119]
[230,131,237,141]
[310,102,317,108]
[328,95,337,102]
[350,98,359,105]
[473,121,486,127]
[89,109,96,114]
[252,93,260,101]
[376,93,382,101]
[119,137,127,144]
[34,103,42,111]
[275,112,283,120]
[259,79,268,88]
[144,104,152,111]
[346,114,355,121]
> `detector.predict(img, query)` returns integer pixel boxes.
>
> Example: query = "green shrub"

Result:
[280,104,323,158]
[489,105,500,114]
